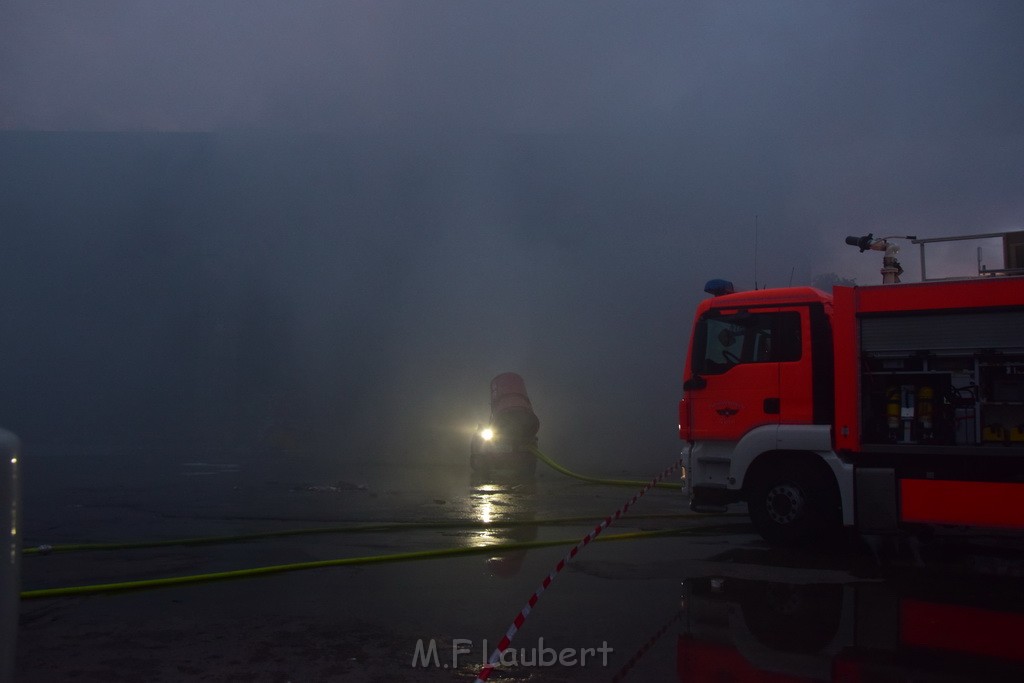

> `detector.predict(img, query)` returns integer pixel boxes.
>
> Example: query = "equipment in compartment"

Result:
[863,372,952,445]
[951,379,978,446]
[979,363,1024,444]
[862,356,1024,447]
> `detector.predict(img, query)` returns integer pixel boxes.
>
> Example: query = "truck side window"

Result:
[693,311,802,375]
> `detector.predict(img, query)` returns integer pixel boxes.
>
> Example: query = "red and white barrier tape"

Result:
[473,458,682,682]
[610,608,683,682]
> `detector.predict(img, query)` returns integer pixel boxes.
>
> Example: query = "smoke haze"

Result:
[2,1,1023,471]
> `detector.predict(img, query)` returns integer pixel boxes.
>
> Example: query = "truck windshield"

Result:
[692,311,801,375]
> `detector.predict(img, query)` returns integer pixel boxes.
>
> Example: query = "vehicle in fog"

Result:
[470,372,540,474]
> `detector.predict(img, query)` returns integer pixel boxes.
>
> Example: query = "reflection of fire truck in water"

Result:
[471,372,539,474]
[679,231,1024,543]
[677,571,1024,682]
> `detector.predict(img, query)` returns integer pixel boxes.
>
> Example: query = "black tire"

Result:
[740,582,843,653]
[747,461,839,545]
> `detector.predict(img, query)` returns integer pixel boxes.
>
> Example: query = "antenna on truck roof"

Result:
[753,214,763,289]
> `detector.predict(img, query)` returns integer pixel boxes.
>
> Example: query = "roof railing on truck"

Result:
[913,231,1024,281]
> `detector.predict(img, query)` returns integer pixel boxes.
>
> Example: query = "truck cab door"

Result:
[684,308,804,442]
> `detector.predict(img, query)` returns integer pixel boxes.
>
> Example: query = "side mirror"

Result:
[683,376,707,391]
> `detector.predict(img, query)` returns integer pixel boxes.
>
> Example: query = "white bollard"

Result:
[0,429,20,683]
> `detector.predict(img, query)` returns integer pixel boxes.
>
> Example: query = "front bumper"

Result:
[689,484,743,513]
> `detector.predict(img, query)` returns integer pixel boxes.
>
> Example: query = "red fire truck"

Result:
[679,231,1024,543]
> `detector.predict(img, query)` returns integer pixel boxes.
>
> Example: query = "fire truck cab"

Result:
[679,231,1024,544]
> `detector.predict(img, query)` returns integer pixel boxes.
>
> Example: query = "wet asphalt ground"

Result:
[15,449,1024,681]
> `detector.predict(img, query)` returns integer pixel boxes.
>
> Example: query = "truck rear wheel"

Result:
[747,461,839,545]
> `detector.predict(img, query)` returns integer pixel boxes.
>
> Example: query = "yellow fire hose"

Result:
[20,523,749,600]
[530,446,680,490]
[20,446,727,599]
[25,447,690,556]
[23,513,722,556]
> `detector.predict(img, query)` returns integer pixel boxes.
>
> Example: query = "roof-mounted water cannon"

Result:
[845,233,917,284]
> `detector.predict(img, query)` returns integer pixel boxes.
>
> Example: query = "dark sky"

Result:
[2,2,1023,470]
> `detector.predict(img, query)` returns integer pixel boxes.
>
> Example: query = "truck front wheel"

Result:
[747,462,839,545]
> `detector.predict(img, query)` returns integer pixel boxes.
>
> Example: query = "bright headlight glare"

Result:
[480,427,494,441]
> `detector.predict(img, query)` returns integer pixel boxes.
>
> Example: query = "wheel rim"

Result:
[765,482,805,525]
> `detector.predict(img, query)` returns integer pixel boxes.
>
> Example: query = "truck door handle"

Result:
[764,398,780,414]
